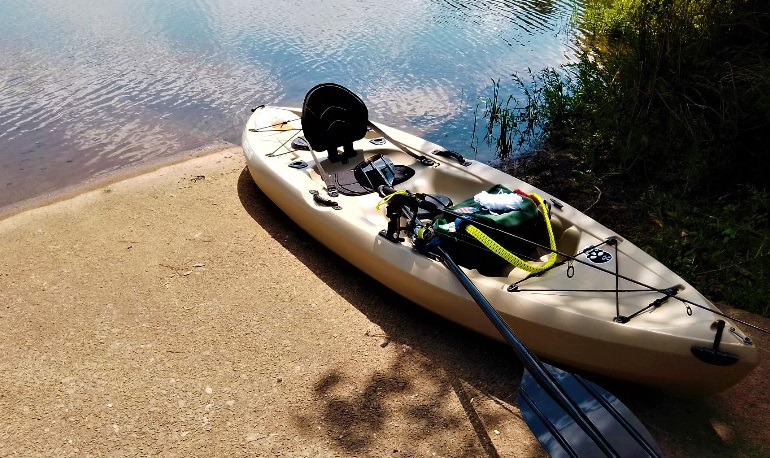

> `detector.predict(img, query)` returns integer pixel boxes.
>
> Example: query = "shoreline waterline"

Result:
[0,141,238,221]
[1,0,583,219]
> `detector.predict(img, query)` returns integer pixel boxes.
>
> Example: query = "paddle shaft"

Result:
[435,245,624,458]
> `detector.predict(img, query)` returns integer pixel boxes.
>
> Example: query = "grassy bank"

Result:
[481,0,770,316]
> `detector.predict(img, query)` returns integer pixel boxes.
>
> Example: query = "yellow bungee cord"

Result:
[463,193,558,273]
[375,190,409,211]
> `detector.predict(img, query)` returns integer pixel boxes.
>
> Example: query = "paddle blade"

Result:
[519,365,663,458]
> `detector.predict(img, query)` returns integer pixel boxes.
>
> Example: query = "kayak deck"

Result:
[242,106,758,395]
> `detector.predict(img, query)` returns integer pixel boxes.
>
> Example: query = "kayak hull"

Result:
[242,106,758,396]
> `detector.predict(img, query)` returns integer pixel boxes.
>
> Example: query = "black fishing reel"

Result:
[377,185,447,244]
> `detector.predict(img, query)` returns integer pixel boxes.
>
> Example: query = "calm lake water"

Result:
[0,0,582,210]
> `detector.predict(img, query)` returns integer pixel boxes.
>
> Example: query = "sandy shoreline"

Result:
[0,142,236,222]
[1,147,768,457]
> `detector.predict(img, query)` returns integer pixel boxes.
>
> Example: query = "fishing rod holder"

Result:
[379,197,411,243]
[378,190,435,244]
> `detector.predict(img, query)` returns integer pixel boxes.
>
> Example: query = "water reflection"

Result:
[0,0,581,210]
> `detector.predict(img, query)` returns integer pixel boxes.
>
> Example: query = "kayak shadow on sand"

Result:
[235,166,765,457]
[236,166,532,456]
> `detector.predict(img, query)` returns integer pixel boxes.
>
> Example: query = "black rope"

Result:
[622,293,676,323]
[249,125,302,133]
[508,240,615,289]
[245,107,305,157]
[677,298,770,335]
[247,107,302,133]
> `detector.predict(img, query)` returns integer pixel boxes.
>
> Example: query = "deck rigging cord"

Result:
[248,107,304,157]
[247,106,302,134]
[265,130,302,157]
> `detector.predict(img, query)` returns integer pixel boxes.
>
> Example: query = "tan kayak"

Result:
[241,84,758,396]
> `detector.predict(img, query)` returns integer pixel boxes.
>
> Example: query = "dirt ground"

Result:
[1,146,768,457]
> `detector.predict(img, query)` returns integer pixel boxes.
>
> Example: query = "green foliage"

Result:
[576,0,770,315]
[633,186,770,316]
[480,0,770,315]
[567,0,770,190]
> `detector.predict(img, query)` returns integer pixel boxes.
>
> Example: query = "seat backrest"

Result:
[301,83,368,163]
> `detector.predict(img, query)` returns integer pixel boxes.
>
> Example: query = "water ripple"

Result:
[0,0,582,210]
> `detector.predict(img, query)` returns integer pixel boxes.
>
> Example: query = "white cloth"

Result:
[473,191,524,211]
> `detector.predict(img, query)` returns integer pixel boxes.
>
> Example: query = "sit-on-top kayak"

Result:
[241,83,758,396]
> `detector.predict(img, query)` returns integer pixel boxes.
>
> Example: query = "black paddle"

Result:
[432,244,664,458]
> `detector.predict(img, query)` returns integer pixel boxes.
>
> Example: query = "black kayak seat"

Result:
[301,83,369,164]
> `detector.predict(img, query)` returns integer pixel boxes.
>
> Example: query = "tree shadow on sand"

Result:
[236,167,770,458]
